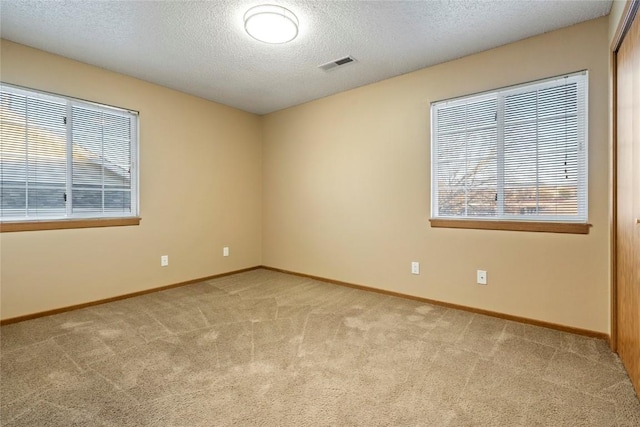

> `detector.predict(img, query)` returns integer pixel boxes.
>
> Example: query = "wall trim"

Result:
[612,0,640,52]
[1,264,610,343]
[429,219,591,234]
[261,266,610,342]
[0,266,261,325]
[0,217,141,233]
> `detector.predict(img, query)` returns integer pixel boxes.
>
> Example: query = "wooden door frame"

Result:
[611,0,640,352]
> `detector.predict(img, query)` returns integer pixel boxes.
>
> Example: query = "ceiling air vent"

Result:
[318,56,356,72]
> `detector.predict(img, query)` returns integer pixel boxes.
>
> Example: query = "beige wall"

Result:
[0,16,615,332]
[262,17,611,333]
[0,40,263,320]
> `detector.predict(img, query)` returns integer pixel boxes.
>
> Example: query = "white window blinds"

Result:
[431,71,588,222]
[0,84,138,220]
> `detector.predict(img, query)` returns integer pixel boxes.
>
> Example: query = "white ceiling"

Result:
[0,0,612,115]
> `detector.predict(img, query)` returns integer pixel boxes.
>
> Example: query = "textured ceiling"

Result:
[0,0,612,115]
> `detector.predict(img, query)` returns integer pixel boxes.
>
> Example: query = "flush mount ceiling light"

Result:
[244,4,299,44]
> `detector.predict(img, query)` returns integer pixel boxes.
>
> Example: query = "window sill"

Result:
[0,217,141,233]
[429,219,591,234]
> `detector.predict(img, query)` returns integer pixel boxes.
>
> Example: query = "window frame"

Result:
[0,83,140,232]
[429,71,590,234]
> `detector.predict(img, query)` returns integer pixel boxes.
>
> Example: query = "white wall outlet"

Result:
[161,255,169,267]
[477,270,487,285]
[411,261,420,275]
[223,247,230,257]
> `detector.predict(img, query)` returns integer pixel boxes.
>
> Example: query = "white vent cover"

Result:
[318,56,356,71]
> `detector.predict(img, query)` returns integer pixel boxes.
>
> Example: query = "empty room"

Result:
[0,0,639,425]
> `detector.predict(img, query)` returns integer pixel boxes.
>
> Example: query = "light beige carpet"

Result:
[1,268,639,426]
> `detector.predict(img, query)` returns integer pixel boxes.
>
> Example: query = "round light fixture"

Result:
[244,4,299,44]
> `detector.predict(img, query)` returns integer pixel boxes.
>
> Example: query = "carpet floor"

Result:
[1,268,639,426]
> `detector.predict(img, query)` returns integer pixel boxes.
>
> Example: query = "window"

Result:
[0,83,139,228]
[430,71,588,231]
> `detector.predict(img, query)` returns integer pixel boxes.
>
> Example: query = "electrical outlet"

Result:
[477,270,487,285]
[161,255,169,267]
[411,261,420,275]
[223,247,229,257]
